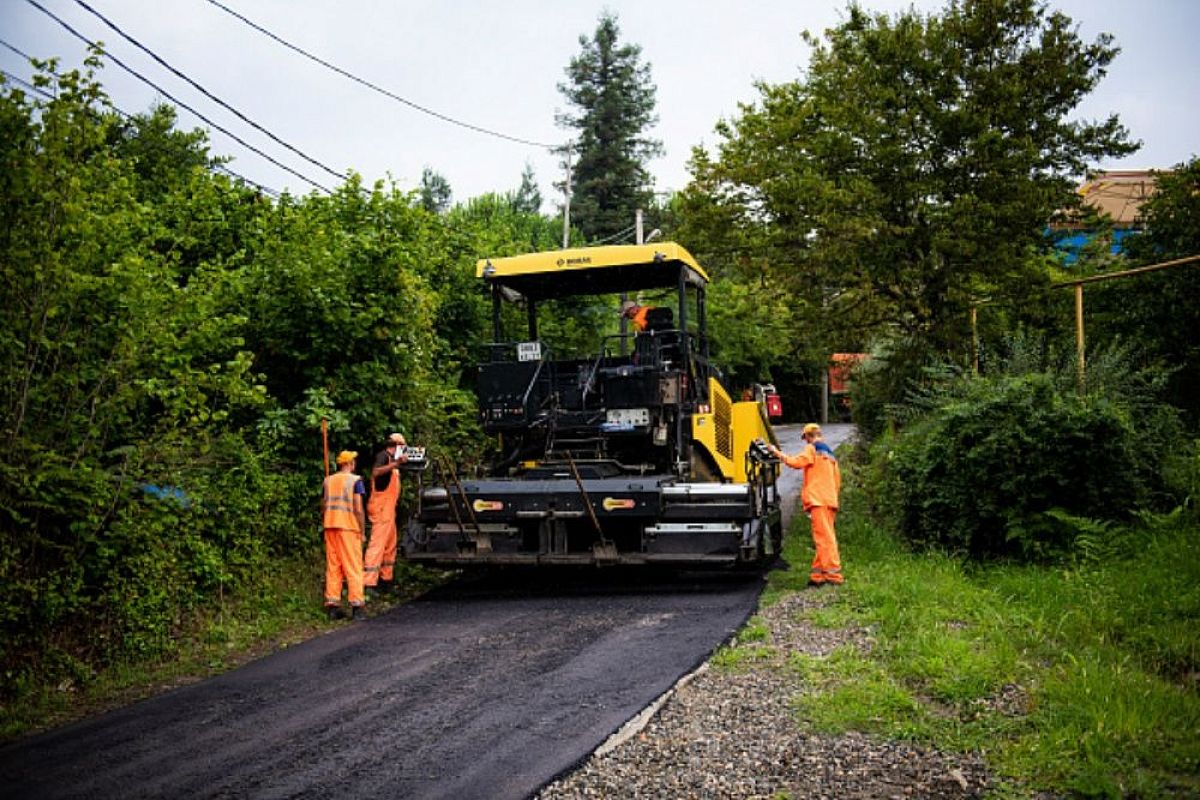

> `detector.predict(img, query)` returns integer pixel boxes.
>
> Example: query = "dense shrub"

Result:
[861,327,1188,561]
[0,60,549,702]
[874,373,1146,559]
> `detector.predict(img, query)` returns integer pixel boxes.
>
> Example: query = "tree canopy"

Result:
[557,11,663,242]
[0,57,552,696]
[680,0,1136,363]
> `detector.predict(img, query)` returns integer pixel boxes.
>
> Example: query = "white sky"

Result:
[2,0,1197,210]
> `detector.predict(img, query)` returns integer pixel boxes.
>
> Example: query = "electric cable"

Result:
[203,0,558,149]
[2,46,282,197]
[70,0,347,187]
[1,38,36,61]
[24,0,334,193]
[1,66,54,99]
[591,224,638,245]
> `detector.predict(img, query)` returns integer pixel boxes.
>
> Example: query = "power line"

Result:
[70,0,347,187]
[24,0,334,193]
[592,224,638,245]
[1,60,281,197]
[211,162,280,197]
[203,0,558,150]
[1,66,54,99]
[1,38,36,62]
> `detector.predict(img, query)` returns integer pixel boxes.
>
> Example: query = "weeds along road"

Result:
[0,424,843,799]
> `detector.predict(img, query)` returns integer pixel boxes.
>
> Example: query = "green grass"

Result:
[765,482,1200,798]
[0,552,445,742]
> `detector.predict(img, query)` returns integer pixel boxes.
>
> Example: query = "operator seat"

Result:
[634,307,679,366]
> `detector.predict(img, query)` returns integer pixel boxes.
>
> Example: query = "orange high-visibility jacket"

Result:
[323,472,362,532]
[630,306,651,331]
[781,443,841,510]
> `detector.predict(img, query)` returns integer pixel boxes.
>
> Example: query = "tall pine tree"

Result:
[557,12,662,242]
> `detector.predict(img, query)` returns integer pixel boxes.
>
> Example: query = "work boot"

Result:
[806,579,827,589]
[351,606,367,622]
[326,605,344,621]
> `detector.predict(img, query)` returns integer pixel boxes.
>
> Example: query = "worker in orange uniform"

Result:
[323,450,367,620]
[766,423,844,587]
[365,433,408,596]
[620,299,653,332]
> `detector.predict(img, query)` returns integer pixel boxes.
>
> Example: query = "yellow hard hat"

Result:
[335,450,358,465]
[803,423,822,435]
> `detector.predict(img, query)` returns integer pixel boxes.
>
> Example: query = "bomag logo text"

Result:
[556,256,592,267]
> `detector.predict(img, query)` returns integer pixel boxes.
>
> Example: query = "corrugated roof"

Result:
[1076,170,1162,226]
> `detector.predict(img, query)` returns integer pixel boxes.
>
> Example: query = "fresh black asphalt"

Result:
[0,424,849,799]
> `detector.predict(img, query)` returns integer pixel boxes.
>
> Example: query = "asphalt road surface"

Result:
[0,424,851,800]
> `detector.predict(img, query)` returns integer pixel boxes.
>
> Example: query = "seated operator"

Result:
[620,300,673,332]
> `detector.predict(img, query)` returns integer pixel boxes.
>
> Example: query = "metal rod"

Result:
[442,458,481,536]
[565,453,607,542]
[1053,252,1200,287]
[439,461,468,538]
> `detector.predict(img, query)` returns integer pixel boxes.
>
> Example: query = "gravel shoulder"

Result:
[537,588,993,799]
[539,424,994,799]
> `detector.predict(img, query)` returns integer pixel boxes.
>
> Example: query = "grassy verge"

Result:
[0,550,445,742]
[759,483,1200,798]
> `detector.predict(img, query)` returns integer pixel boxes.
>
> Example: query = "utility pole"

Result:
[821,364,829,425]
[618,208,644,352]
[561,143,572,249]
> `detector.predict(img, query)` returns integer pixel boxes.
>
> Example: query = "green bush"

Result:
[876,372,1152,559]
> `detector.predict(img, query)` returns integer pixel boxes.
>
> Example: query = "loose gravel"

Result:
[538,588,993,799]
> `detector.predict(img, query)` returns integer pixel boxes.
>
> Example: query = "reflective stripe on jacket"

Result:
[781,443,841,510]
[323,472,362,532]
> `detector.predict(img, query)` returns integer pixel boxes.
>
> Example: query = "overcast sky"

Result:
[2,0,1197,211]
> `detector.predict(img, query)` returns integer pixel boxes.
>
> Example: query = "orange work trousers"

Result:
[365,477,399,586]
[324,527,365,607]
[808,505,844,585]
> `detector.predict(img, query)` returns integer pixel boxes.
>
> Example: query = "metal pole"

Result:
[561,144,572,249]
[821,362,829,425]
[1053,252,1200,287]
[618,209,642,353]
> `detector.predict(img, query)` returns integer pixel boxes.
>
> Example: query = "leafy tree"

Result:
[419,166,452,213]
[0,57,278,690]
[1094,159,1200,422]
[107,103,212,201]
[557,11,663,241]
[681,0,1136,371]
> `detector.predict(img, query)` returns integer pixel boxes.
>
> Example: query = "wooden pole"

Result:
[970,306,979,375]
[321,417,330,478]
